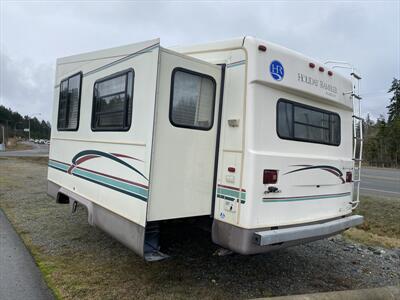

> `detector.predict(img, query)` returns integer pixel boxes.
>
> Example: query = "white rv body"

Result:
[48,37,363,259]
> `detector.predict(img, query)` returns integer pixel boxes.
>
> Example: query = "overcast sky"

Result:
[1,0,399,122]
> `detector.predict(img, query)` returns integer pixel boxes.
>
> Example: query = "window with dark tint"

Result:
[57,73,82,130]
[170,69,216,130]
[277,100,340,145]
[92,70,134,131]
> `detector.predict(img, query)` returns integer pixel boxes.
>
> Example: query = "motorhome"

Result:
[47,37,364,260]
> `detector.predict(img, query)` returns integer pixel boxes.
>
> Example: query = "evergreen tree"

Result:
[0,105,51,139]
[387,78,400,123]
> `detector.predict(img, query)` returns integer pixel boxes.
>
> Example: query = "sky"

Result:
[0,0,399,123]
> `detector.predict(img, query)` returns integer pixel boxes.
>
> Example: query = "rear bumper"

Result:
[212,215,363,255]
[253,215,364,246]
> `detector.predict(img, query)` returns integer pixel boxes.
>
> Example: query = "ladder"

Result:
[350,71,363,209]
[325,61,363,209]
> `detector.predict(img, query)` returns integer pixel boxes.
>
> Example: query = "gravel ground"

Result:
[0,157,399,299]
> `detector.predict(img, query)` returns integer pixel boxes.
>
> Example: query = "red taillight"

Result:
[263,169,278,184]
[346,171,353,183]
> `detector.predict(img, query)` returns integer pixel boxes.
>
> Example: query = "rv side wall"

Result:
[48,40,160,256]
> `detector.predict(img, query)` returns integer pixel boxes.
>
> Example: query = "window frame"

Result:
[57,72,83,131]
[169,67,217,131]
[276,98,341,146]
[91,68,135,132]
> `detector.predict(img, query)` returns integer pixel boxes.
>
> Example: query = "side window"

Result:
[170,68,216,130]
[57,73,82,131]
[92,70,134,131]
[277,99,341,146]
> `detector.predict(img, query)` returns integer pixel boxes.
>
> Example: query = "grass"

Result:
[0,157,266,299]
[0,157,399,299]
[343,196,400,248]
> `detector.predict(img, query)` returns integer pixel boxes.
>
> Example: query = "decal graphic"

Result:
[68,150,147,180]
[284,165,345,184]
[263,192,351,203]
[48,150,148,201]
[270,60,284,81]
[217,184,246,204]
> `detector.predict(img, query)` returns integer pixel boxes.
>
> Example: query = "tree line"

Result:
[0,105,51,140]
[363,78,400,168]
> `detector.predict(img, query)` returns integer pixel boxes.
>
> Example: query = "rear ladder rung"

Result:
[351,72,362,80]
[352,115,364,121]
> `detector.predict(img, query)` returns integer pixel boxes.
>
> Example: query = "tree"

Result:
[0,105,51,139]
[387,78,400,123]
[362,78,400,167]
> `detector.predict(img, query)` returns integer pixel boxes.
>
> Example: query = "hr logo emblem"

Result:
[270,60,284,81]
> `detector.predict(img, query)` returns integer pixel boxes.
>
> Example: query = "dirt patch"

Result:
[343,196,400,248]
[0,158,399,299]
[5,141,33,151]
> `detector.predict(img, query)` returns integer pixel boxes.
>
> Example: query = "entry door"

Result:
[147,50,222,221]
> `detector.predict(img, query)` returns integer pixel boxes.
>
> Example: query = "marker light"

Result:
[319,66,325,72]
[228,167,236,173]
[346,171,353,183]
[328,70,333,76]
[263,169,278,184]
[309,62,315,68]
[258,45,267,52]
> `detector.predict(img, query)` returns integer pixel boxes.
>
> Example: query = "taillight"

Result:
[346,171,353,183]
[263,169,278,184]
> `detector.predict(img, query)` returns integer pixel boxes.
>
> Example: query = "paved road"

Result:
[0,142,49,157]
[360,167,400,198]
[0,209,54,300]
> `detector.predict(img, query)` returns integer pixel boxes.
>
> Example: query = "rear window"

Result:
[277,99,340,146]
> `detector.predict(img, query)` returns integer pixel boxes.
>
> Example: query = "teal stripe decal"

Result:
[48,159,148,201]
[72,168,148,199]
[217,194,246,204]
[217,185,246,204]
[217,187,246,200]
[48,161,69,172]
[263,192,351,203]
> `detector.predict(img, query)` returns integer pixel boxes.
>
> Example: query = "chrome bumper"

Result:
[253,215,364,246]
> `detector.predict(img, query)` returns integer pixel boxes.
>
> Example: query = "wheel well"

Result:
[56,192,70,204]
